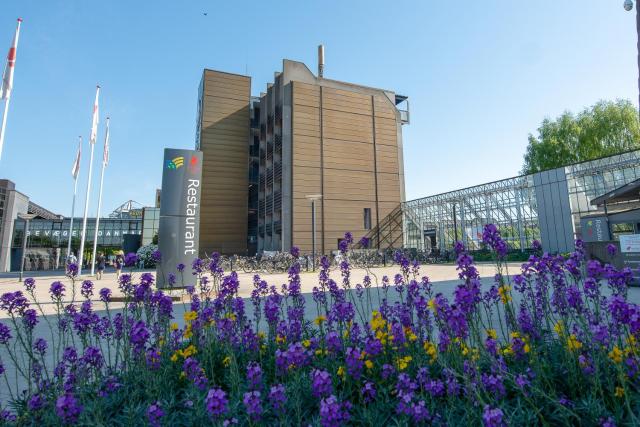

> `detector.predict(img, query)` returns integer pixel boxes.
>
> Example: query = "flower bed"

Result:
[0,226,638,426]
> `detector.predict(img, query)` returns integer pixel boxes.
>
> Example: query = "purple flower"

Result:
[361,381,377,403]
[0,323,11,344]
[183,357,208,390]
[49,282,65,300]
[81,346,103,369]
[24,277,36,292]
[146,401,164,427]
[246,361,262,390]
[290,246,300,258]
[482,405,505,427]
[28,393,45,411]
[243,391,262,421]
[22,308,38,330]
[124,252,138,267]
[129,320,149,352]
[268,384,287,411]
[206,388,229,418]
[66,263,78,278]
[55,393,83,424]
[80,280,94,299]
[99,287,111,303]
[1,291,29,315]
[359,236,370,248]
[0,410,16,422]
[319,395,351,427]
[33,337,47,355]
[177,263,185,272]
[607,243,618,257]
[532,240,542,251]
[151,250,162,263]
[311,369,333,398]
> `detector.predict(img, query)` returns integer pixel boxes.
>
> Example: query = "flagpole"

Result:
[90,117,109,276]
[78,85,100,276]
[0,95,10,161]
[67,137,81,260]
[0,18,22,162]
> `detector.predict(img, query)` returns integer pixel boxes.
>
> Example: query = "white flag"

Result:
[0,19,22,100]
[71,136,82,178]
[89,86,100,144]
[102,117,110,166]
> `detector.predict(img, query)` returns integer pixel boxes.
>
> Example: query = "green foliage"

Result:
[522,99,640,174]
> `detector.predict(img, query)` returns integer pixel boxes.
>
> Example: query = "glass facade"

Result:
[403,150,640,252]
[142,207,160,246]
[10,217,142,271]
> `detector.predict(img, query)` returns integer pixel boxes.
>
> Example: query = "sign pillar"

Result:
[156,148,203,288]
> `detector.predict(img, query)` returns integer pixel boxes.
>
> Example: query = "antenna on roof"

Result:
[318,44,325,78]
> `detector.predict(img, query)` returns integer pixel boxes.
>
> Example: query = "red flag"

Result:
[1,19,22,100]
[89,86,100,144]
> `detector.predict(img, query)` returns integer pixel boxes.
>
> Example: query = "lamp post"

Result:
[306,194,322,271]
[624,0,640,118]
[18,213,36,282]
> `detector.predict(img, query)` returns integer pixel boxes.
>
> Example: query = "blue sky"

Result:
[0,0,638,215]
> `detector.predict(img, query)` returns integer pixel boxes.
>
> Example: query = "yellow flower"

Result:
[302,339,311,348]
[276,334,286,344]
[158,338,165,347]
[423,341,437,363]
[315,349,327,357]
[183,311,197,322]
[626,334,637,348]
[222,356,231,367]
[183,325,193,339]
[567,334,582,352]
[365,360,374,370]
[554,321,565,336]
[498,285,512,304]
[314,315,327,326]
[182,344,197,358]
[170,323,179,331]
[502,346,514,357]
[258,332,266,340]
[609,346,624,364]
[486,329,497,340]
[370,311,386,331]
[396,355,412,371]
[337,366,346,378]
[225,313,237,322]
[343,329,350,339]
[404,326,417,342]
[170,353,179,363]
[615,386,625,398]
[427,298,437,312]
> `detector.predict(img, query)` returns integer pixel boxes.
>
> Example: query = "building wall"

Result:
[0,180,29,272]
[197,70,250,255]
[289,79,403,253]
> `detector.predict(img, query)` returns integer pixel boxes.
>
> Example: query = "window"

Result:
[364,208,372,230]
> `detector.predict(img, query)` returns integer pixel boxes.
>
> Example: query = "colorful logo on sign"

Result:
[188,155,199,173]
[166,157,184,169]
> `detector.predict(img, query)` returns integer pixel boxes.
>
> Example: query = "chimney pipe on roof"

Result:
[318,45,325,78]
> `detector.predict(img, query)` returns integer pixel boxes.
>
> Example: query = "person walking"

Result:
[66,251,77,267]
[114,251,123,279]
[96,252,106,280]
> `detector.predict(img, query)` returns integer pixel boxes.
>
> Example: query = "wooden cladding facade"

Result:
[198,70,250,255]
[291,81,402,253]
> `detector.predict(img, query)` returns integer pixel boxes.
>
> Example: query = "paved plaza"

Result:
[0,262,522,317]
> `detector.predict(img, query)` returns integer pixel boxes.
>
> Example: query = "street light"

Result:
[305,194,322,271]
[18,213,37,282]
[623,0,640,119]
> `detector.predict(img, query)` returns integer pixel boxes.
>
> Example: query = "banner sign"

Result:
[156,148,202,288]
[620,234,640,253]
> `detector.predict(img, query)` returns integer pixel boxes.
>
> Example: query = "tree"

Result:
[521,100,640,174]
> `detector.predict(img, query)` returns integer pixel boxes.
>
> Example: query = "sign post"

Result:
[156,148,202,288]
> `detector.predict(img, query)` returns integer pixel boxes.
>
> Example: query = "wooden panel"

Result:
[377,172,401,203]
[376,143,399,174]
[198,70,250,255]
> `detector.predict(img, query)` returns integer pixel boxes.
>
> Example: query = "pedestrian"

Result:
[96,252,106,280]
[66,251,77,267]
[114,251,124,279]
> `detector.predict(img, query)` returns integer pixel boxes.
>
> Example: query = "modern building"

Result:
[0,179,62,272]
[0,181,160,272]
[401,149,640,254]
[196,52,409,255]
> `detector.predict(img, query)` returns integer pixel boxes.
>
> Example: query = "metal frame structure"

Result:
[402,150,640,253]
